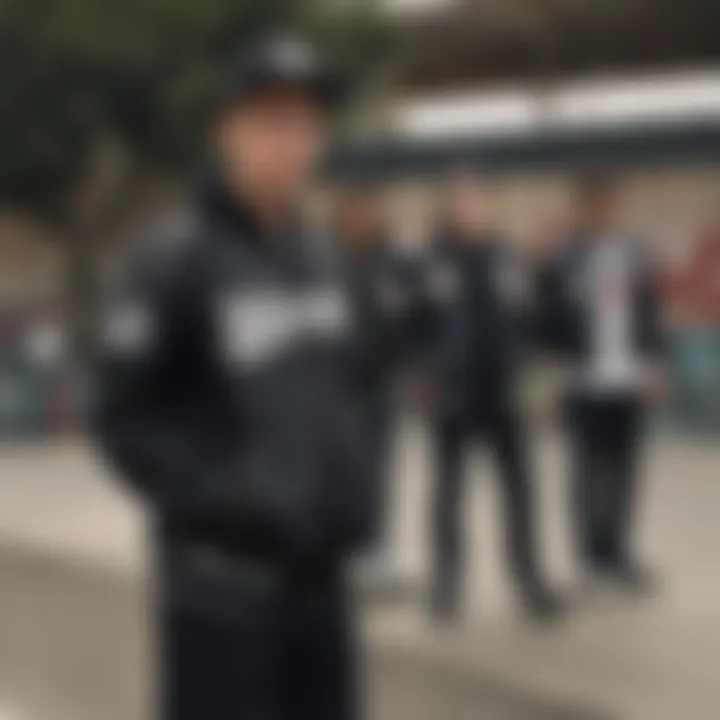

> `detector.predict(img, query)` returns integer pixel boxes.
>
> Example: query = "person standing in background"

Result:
[424,170,563,622]
[93,35,369,720]
[333,180,419,591]
[539,172,666,592]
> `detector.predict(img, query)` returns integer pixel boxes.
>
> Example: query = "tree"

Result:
[0,0,392,362]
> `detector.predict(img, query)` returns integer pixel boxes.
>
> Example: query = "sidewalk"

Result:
[0,428,719,719]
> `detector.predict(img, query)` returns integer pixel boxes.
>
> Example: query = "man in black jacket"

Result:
[539,172,665,591]
[93,36,368,720]
[425,171,562,621]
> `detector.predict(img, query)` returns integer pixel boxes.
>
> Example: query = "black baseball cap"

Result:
[219,34,344,112]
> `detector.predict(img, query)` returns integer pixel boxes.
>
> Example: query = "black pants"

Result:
[160,544,357,720]
[431,407,543,607]
[568,396,643,568]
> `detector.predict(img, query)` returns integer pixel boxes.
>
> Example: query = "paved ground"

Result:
[0,424,718,720]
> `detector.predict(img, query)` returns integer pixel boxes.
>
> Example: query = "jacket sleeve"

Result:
[638,250,667,361]
[534,253,572,356]
[496,245,536,352]
[90,240,246,541]
[411,252,453,371]
[420,252,471,418]
[380,252,435,372]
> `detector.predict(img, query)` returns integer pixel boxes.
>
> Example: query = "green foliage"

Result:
[306,6,395,99]
[0,0,391,217]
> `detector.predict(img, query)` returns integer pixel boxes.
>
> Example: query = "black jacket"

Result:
[92,179,370,567]
[424,231,532,421]
[340,239,426,397]
[537,232,664,367]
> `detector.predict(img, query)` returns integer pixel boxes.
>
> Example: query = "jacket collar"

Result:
[198,171,300,245]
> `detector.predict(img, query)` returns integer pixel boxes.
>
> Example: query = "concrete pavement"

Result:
[0,426,718,719]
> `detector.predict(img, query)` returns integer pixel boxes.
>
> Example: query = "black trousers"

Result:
[159,544,357,720]
[431,406,543,607]
[568,395,643,568]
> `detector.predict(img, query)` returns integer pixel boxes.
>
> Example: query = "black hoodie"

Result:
[92,177,371,567]
[424,228,532,421]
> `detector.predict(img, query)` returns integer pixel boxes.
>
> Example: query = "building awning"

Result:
[326,119,720,181]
